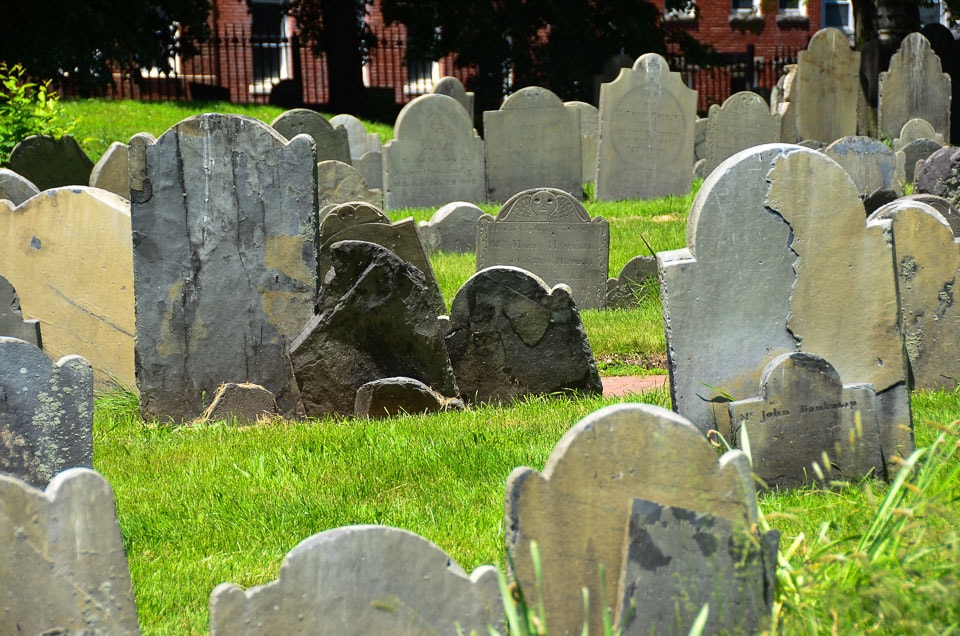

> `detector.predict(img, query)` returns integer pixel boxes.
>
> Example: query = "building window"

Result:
[250,0,291,94]
[778,0,805,15]
[920,1,945,25]
[665,0,697,21]
[823,0,853,33]
[731,0,759,12]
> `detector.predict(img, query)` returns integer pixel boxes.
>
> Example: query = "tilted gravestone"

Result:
[596,53,697,201]
[0,167,39,205]
[355,376,462,419]
[89,141,131,198]
[330,113,383,188]
[210,525,502,635]
[897,138,943,185]
[728,352,884,489]
[317,159,382,212]
[432,75,475,120]
[290,241,458,417]
[879,33,952,142]
[476,188,609,310]
[0,187,135,389]
[824,136,900,197]
[605,255,658,309]
[506,403,776,636]
[565,101,600,185]
[0,274,41,347]
[271,108,351,164]
[8,134,94,190]
[445,266,602,405]
[659,144,911,471]
[0,468,139,635]
[794,28,860,144]
[417,201,484,254]
[484,86,582,202]
[129,114,317,422]
[914,145,960,208]
[703,91,780,177]
[0,338,92,488]
[895,118,944,149]
[383,94,485,209]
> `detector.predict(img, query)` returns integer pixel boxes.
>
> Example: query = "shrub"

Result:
[0,63,75,165]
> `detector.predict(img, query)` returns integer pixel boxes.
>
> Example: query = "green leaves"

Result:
[0,63,75,165]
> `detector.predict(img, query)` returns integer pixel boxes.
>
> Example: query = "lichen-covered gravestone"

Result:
[824,136,900,197]
[0,468,139,635]
[484,86,583,202]
[129,114,318,422]
[0,337,92,488]
[417,201,484,254]
[794,28,861,144]
[476,188,609,309]
[0,167,39,205]
[596,53,696,201]
[702,91,780,177]
[8,134,94,190]
[89,141,131,198]
[879,33,952,142]
[506,403,776,636]
[0,274,41,347]
[271,108,351,164]
[209,525,502,635]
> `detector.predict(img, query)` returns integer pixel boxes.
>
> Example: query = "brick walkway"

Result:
[601,375,669,397]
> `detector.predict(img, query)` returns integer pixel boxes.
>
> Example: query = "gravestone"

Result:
[383,94,485,209]
[658,144,911,469]
[596,53,697,201]
[0,468,139,635]
[445,266,602,405]
[772,65,799,143]
[728,352,884,488]
[897,138,943,184]
[824,136,900,197]
[794,28,860,144]
[355,376,462,419]
[879,33,951,142]
[210,525,502,635]
[290,241,458,417]
[506,403,774,636]
[0,275,41,347]
[914,145,960,208]
[605,255,658,309]
[0,337,92,488]
[484,86,582,202]
[330,113,383,189]
[317,159,382,211]
[895,118,944,149]
[432,75,475,120]
[0,167,39,205]
[863,187,900,216]
[703,91,780,177]
[417,201,484,253]
[921,23,960,145]
[476,188,609,309]
[8,134,94,190]
[902,192,960,234]
[271,108,351,164]
[89,141,131,198]
[694,117,707,162]
[199,382,278,424]
[565,101,600,185]
[0,187,135,389]
[129,113,317,422]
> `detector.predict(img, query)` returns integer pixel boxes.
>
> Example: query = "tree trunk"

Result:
[320,0,368,115]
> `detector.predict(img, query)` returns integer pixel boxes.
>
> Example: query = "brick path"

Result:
[601,375,668,397]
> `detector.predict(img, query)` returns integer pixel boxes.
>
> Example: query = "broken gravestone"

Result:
[605,256,658,309]
[8,134,94,190]
[199,382,278,425]
[0,167,39,205]
[0,274,41,347]
[417,201,485,254]
[355,376,463,419]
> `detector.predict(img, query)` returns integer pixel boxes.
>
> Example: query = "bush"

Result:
[0,63,75,165]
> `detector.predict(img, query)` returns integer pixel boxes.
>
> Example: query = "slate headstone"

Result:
[316,159,382,211]
[897,137,943,184]
[895,118,944,149]
[355,376,463,419]
[8,134,94,190]
[879,33,952,142]
[417,201,484,254]
[432,75,475,120]
[565,101,600,185]
[199,382,278,424]
[703,91,780,177]
[824,136,900,197]
[89,141,131,198]
[863,186,900,216]
[271,108,351,164]
[914,145,960,208]
[0,167,39,205]
[0,275,41,347]
[605,255,658,309]
[794,28,860,144]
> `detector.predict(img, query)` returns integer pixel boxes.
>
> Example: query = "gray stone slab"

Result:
[880,33,952,142]
[914,145,960,209]
[89,141,131,198]
[272,108,351,164]
[897,138,943,184]
[0,167,39,205]
[433,75,475,120]
[129,114,317,422]
[605,255,658,309]
[0,337,92,488]
[418,201,484,254]
[0,467,139,635]
[506,403,759,636]
[317,159,382,210]
[694,116,707,161]
[795,28,860,144]
[353,148,383,190]
[445,266,602,405]
[703,91,780,177]
[565,101,600,185]
[729,352,884,488]
[355,376,463,419]
[476,188,609,309]
[210,525,502,635]
[329,113,382,160]
[895,118,944,149]
[8,134,94,190]
[901,192,960,234]
[484,87,582,202]
[596,53,697,201]
[383,94,485,209]
[200,382,278,424]
[0,274,41,347]
[824,135,900,197]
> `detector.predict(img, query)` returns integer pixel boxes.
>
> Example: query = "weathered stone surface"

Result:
[703,91,780,177]
[200,382,278,424]
[774,65,799,143]
[901,192,960,234]
[0,167,39,205]
[271,108,351,163]
[596,53,696,201]
[0,275,41,347]
[824,135,899,197]
[879,33,952,142]
[355,376,463,419]
[0,338,92,488]
[484,87,582,202]
[383,94,485,209]
[8,134,94,190]
[476,188,609,309]
[210,525,502,635]
[0,187,135,389]
[605,255,658,309]
[433,75,475,120]
[330,113,382,160]
[914,145,960,207]
[921,22,960,145]
[795,28,860,144]
[506,403,759,636]
[565,101,599,184]
[417,201,484,254]
[895,118,944,149]
[897,137,943,184]
[316,159,382,211]
[89,141,131,198]
[694,116,707,161]
[863,186,900,216]
[291,241,457,417]
[445,266,601,405]
[0,467,139,635]
[729,352,884,488]
[129,114,317,422]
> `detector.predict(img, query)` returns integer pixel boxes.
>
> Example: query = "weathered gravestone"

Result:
[484,87,582,202]
[476,188,609,310]
[596,53,696,201]
[0,338,92,488]
[316,159,382,211]
[355,376,462,419]
[290,241,458,417]
[694,117,708,162]
[383,94,485,209]
[895,118,944,149]
[565,101,600,185]
[914,145,960,208]
[772,64,799,143]
[129,114,317,422]
[506,403,776,636]
[271,108,351,164]
[445,266,602,405]
[897,138,943,185]
[0,467,139,635]
[0,187,135,389]
[605,255,658,309]
[921,22,960,145]
[879,33,952,142]
[703,91,780,177]
[210,525,502,635]
[89,141,131,198]
[728,352,883,488]
[432,75,475,120]
[824,136,900,197]
[794,28,860,144]
[330,113,383,188]
[863,187,900,216]
[0,167,39,205]
[418,201,484,254]
[0,275,41,347]
[199,382,278,424]
[658,144,911,471]
[8,134,94,190]
[902,192,960,234]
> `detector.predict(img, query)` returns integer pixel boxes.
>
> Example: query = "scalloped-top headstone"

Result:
[596,53,697,200]
[795,28,860,144]
[476,188,609,309]
[271,108,351,164]
[432,75,475,120]
[0,275,41,347]
[824,136,900,197]
[879,33,952,142]
[129,113,317,422]
[89,141,131,198]
[0,167,39,205]
[703,91,780,177]
[8,134,94,190]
